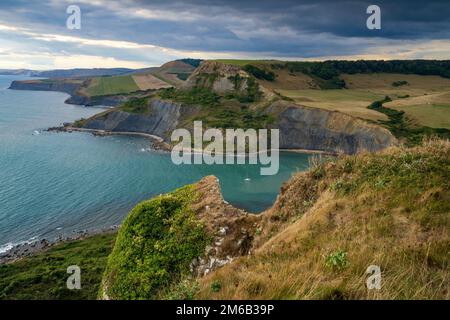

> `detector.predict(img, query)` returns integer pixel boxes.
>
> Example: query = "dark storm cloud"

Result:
[90,0,450,55]
[0,0,449,69]
[131,0,450,39]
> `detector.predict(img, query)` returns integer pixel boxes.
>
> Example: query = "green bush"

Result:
[73,118,86,128]
[159,87,219,107]
[120,97,149,113]
[392,80,409,87]
[211,280,222,293]
[243,65,275,81]
[325,250,348,270]
[102,185,210,299]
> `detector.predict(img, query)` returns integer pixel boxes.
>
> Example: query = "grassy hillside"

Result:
[81,60,196,96]
[277,89,386,121]
[132,74,172,90]
[156,84,274,130]
[86,75,140,96]
[384,93,450,129]
[272,73,450,125]
[388,103,450,129]
[0,233,116,300]
[196,139,449,299]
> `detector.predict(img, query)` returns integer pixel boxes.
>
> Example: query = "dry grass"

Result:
[278,89,387,121]
[259,69,316,90]
[277,73,450,125]
[341,73,450,91]
[132,74,172,90]
[196,139,450,300]
[384,92,450,129]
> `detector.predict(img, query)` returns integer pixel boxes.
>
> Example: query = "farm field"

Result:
[384,91,450,129]
[343,74,450,129]
[278,73,450,125]
[152,72,182,86]
[259,69,316,90]
[396,104,450,129]
[86,75,140,96]
[341,73,450,92]
[132,74,172,90]
[278,89,388,121]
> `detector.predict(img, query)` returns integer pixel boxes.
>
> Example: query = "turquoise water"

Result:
[0,75,311,251]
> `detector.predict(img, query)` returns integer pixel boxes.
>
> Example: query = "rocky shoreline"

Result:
[0,225,120,264]
[47,125,173,151]
[47,125,339,156]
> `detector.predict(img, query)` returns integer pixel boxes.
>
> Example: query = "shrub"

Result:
[120,97,149,113]
[243,65,275,81]
[325,250,349,270]
[102,185,210,299]
[73,118,86,128]
[392,80,409,87]
[211,280,222,293]
[159,87,219,107]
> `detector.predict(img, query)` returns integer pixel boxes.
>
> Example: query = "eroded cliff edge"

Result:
[100,139,450,299]
[9,79,130,107]
[81,97,397,154]
[270,101,396,153]
[100,175,260,299]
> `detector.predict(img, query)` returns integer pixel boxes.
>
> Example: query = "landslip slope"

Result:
[196,139,449,299]
[100,139,449,300]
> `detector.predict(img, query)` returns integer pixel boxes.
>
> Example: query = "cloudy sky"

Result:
[0,0,449,69]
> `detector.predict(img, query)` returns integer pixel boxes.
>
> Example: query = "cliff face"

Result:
[83,99,186,139]
[82,98,396,154]
[270,101,397,154]
[9,79,82,96]
[66,94,132,107]
[9,79,129,107]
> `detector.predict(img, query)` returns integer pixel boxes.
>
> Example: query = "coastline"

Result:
[3,124,331,264]
[2,124,332,264]
[49,126,337,156]
[2,125,326,265]
[0,225,119,264]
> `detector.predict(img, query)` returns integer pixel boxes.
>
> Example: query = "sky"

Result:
[0,0,450,70]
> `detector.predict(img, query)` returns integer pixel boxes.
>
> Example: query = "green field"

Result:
[389,103,450,129]
[86,75,139,96]
[0,233,116,300]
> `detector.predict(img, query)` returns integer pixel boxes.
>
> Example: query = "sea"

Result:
[0,75,311,252]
